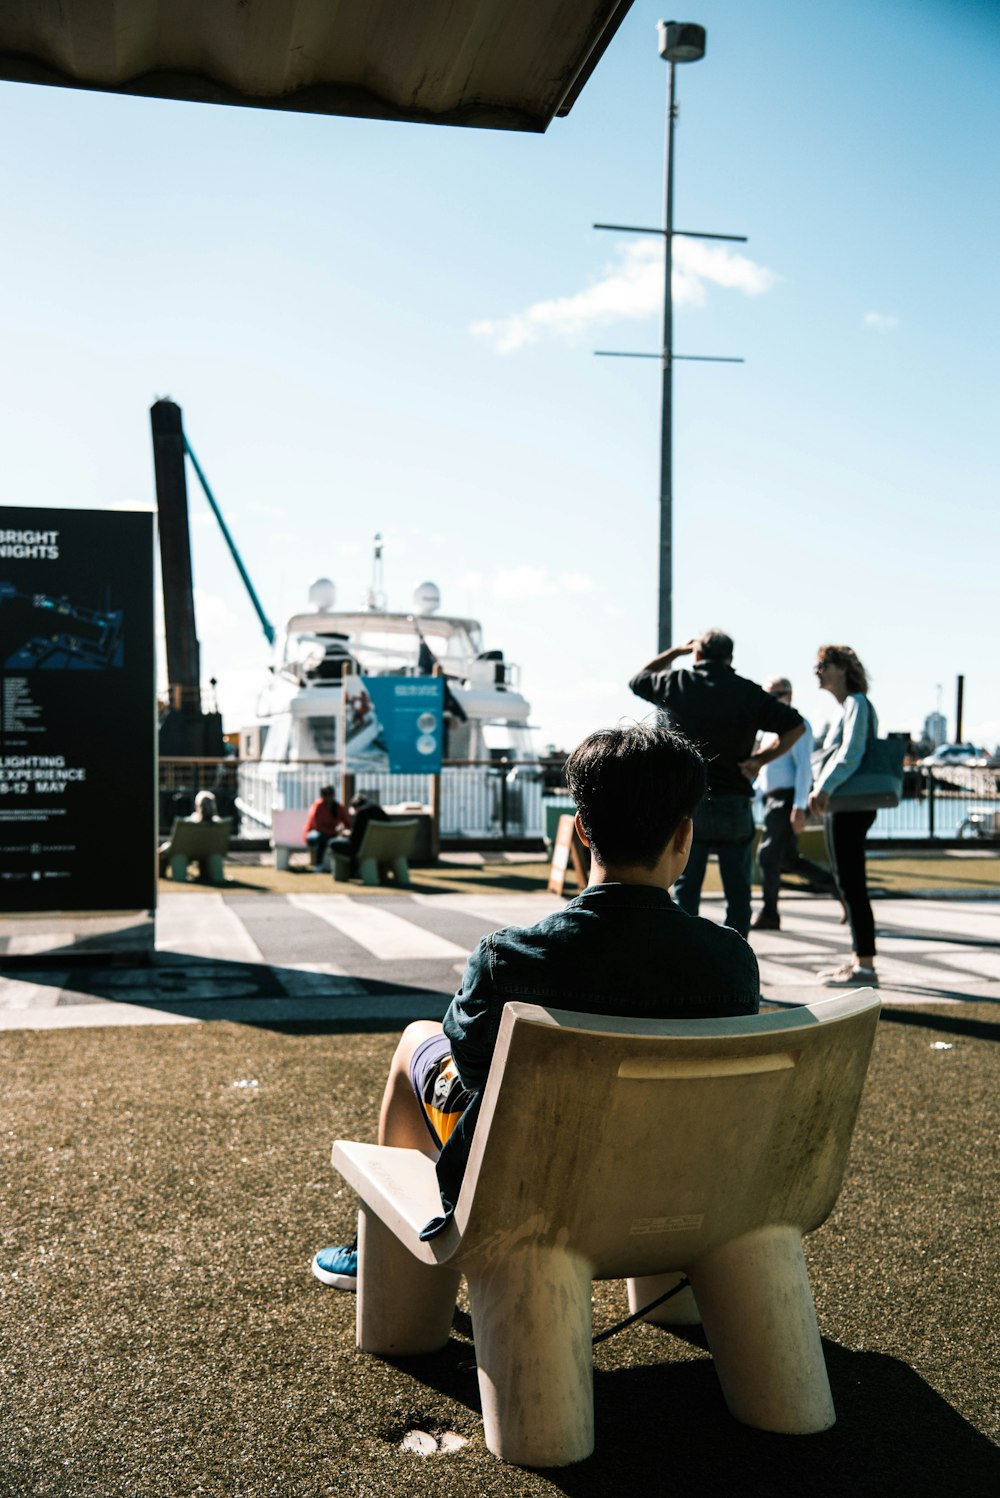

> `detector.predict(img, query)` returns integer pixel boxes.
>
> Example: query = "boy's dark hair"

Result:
[565,723,706,870]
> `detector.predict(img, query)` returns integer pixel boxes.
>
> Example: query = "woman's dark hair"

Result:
[817,644,869,695]
[565,723,706,870]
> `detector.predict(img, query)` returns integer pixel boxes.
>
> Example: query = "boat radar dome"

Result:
[308,577,336,613]
[413,582,441,616]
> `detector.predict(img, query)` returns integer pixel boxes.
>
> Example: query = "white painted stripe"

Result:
[920,951,1000,980]
[873,904,1000,934]
[287,894,467,960]
[749,935,844,958]
[0,975,68,1009]
[874,957,979,988]
[410,893,564,927]
[155,893,263,964]
[756,962,831,989]
[871,991,963,1005]
[761,987,962,1008]
[872,939,982,954]
[6,933,73,956]
[0,1001,200,1031]
[278,962,351,995]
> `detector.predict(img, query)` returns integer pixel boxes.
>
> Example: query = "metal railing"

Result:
[750,764,1000,842]
[159,758,1000,844]
[226,756,545,840]
[870,764,1000,840]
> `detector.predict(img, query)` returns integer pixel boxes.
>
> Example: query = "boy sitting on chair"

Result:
[312,721,760,1290]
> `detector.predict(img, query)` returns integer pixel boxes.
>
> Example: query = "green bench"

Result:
[331,818,418,887]
[158,818,232,885]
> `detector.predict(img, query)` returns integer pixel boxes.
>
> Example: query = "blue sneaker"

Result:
[311,1238,357,1290]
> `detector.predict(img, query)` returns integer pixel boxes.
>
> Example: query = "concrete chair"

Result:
[331,818,418,887]
[271,808,313,871]
[332,991,881,1467]
[157,818,232,884]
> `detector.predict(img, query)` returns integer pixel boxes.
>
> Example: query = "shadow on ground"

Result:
[0,951,451,1030]
[396,1335,1000,1494]
[879,1006,1000,1042]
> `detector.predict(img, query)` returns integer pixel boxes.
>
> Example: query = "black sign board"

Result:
[0,508,155,912]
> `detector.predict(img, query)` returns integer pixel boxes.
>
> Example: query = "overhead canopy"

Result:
[0,0,633,132]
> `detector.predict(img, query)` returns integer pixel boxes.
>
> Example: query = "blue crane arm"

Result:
[182,436,276,648]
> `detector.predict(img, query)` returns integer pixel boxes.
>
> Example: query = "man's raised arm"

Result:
[739,721,805,781]
[629,640,696,703]
[634,640,696,676]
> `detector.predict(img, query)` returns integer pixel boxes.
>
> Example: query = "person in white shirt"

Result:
[752,677,834,931]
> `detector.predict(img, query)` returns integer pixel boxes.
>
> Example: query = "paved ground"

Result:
[1,888,997,1030]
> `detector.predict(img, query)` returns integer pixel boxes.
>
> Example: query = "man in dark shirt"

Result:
[312,721,759,1290]
[629,628,804,937]
[326,790,389,876]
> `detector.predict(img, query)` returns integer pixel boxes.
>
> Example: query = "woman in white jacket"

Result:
[808,645,878,987]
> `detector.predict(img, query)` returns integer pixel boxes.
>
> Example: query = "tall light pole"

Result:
[658,21,705,652]
[595,21,745,652]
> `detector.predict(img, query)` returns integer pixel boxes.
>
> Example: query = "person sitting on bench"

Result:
[303,784,350,870]
[312,722,760,1290]
[325,790,389,878]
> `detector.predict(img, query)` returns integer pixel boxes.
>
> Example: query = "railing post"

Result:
[429,773,441,861]
[927,768,935,839]
[500,763,509,838]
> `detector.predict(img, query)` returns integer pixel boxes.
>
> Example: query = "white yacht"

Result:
[238,546,541,839]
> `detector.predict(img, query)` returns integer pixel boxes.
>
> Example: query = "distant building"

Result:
[923,711,947,748]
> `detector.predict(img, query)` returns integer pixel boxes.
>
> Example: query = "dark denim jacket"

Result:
[420,883,759,1239]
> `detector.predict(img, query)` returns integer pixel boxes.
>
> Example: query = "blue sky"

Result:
[0,0,997,750]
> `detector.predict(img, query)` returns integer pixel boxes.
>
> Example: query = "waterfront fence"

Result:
[158,759,1000,846]
[159,757,546,841]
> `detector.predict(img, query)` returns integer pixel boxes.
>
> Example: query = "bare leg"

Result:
[377,1019,445,1158]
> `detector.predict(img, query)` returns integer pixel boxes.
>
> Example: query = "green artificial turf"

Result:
[2,1012,998,1496]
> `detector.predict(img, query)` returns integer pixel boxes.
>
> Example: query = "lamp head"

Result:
[657,21,706,63]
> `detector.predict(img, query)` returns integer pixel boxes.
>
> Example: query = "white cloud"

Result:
[490,566,596,600]
[193,587,241,636]
[471,238,778,353]
[457,565,597,600]
[966,719,1000,751]
[544,678,627,704]
[863,311,899,332]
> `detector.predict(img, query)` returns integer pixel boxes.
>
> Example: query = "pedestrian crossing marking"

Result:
[1,892,993,1031]
[6,933,67,956]
[287,894,468,961]
[0,975,66,1008]
[277,962,352,994]
[156,892,264,964]
[410,893,564,927]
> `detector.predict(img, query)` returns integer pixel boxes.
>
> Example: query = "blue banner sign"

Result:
[343,676,443,774]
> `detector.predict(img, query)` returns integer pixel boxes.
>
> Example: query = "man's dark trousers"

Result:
[673,794,755,938]
[758,789,833,913]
